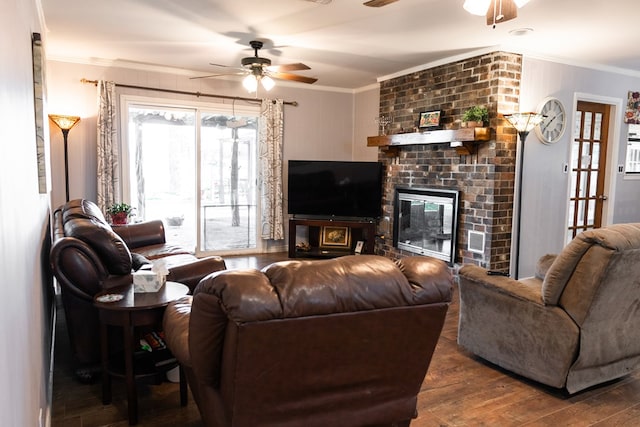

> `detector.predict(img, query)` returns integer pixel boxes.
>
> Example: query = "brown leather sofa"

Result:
[50,199,226,380]
[163,255,453,427]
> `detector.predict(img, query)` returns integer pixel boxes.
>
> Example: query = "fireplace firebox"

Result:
[393,187,459,265]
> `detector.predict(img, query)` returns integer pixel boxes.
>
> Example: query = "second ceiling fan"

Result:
[194,40,317,93]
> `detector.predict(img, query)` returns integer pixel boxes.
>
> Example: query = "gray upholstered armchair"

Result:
[458,223,640,394]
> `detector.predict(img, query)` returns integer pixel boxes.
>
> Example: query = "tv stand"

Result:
[288,218,377,259]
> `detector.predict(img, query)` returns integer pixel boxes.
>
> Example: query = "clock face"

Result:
[535,97,566,144]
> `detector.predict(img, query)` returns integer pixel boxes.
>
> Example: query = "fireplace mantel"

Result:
[367,127,491,155]
[367,127,490,146]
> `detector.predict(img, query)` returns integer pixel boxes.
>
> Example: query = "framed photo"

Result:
[31,32,47,194]
[419,110,441,129]
[320,226,351,248]
[354,240,364,254]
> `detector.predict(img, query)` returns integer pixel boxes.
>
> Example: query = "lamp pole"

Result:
[61,128,71,202]
[503,112,545,279]
[513,129,529,280]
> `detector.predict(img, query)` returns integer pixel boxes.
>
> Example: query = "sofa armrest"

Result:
[458,264,543,304]
[163,296,193,367]
[167,256,227,291]
[112,220,166,249]
[50,236,110,301]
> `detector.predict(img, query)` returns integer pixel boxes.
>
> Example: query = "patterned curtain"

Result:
[258,99,285,240]
[96,80,120,213]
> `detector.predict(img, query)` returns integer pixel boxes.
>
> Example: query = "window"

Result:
[121,96,260,255]
[626,124,640,174]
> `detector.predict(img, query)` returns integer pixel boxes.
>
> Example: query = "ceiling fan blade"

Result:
[190,71,246,80]
[486,0,518,25]
[363,0,399,7]
[270,72,318,84]
[209,62,247,71]
[267,63,311,72]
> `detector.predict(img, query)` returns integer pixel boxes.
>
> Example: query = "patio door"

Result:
[122,97,260,255]
[567,101,610,243]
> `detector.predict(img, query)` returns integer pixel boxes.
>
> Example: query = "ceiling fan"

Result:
[463,0,532,27]
[303,0,399,6]
[193,40,317,93]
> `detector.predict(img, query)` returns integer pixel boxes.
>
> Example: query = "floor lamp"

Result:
[49,114,81,202]
[503,112,545,279]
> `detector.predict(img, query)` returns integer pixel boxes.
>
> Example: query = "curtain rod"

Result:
[80,78,298,106]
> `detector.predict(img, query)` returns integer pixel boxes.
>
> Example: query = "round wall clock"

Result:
[535,97,566,145]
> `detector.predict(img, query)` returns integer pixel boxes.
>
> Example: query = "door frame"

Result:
[566,93,624,235]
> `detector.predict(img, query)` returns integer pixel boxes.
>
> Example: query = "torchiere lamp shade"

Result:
[49,114,81,131]
[49,114,81,202]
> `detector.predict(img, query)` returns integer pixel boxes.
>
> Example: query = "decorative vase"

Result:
[462,121,484,128]
[110,212,129,225]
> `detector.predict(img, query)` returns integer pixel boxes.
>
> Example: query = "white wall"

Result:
[353,85,381,161]
[46,61,358,210]
[517,57,640,276]
[0,1,51,426]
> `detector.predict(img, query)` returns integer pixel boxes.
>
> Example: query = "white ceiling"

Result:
[41,0,640,90]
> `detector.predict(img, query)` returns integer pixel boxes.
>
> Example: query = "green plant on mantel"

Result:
[462,105,489,126]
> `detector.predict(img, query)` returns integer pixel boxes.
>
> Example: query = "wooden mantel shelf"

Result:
[367,127,491,156]
[367,128,490,147]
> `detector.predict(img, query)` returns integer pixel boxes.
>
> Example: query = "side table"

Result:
[94,281,189,425]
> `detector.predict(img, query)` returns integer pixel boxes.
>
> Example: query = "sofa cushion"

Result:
[62,198,108,225]
[65,218,132,275]
[195,255,453,324]
[131,253,152,271]
[132,243,193,260]
[542,224,640,305]
[535,254,556,280]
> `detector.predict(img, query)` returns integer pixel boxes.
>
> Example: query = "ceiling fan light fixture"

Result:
[243,74,258,93]
[261,75,275,91]
[463,0,491,16]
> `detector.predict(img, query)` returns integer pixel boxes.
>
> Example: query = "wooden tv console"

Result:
[288,218,377,259]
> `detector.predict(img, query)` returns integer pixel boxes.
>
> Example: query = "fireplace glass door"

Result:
[393,188,459,264]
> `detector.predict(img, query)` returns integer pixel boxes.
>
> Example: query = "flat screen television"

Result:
[287,160,383,219]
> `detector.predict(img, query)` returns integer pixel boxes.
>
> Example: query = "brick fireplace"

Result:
[374,51,522,271]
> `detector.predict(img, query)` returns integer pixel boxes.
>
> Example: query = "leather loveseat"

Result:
[50,199,226,379]
[163,255,453,427]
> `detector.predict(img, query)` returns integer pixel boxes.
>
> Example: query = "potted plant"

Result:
[106,202,134,225]
[461,105,489,128]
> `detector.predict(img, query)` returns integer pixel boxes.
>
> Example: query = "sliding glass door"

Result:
[122,97,260,255]
[199,113,258,252]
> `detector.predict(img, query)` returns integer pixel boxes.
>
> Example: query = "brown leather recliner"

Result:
[163,255,453,427]
[50,199,226,378]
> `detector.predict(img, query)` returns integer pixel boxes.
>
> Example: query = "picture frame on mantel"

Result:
[418,110,441,129]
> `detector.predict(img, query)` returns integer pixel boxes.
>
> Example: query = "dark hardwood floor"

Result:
[52,253,640,426]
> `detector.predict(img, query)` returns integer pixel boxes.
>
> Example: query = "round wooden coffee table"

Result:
[94,281,189,425]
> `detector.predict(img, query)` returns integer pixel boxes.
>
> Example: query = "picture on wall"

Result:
[31,32,47,194]
[419,110,441,129]
[625,91,640,124]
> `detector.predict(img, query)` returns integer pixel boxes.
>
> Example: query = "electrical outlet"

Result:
[563,163,569,173]
[618,164,624,173]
